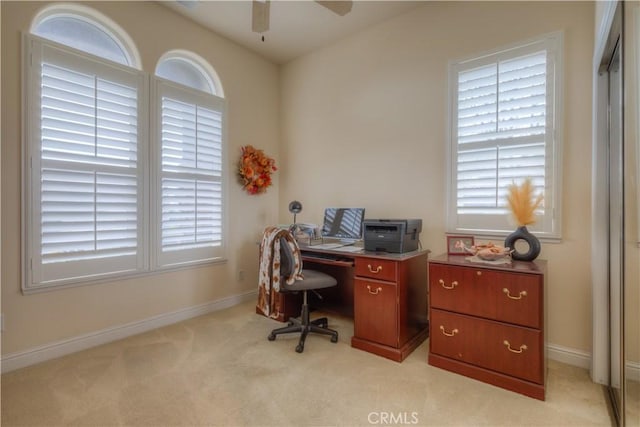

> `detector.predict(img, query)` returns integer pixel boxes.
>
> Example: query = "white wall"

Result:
[1,1,280,357]
[280,1,595,357]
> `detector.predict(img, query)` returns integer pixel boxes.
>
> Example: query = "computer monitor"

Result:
[321,208,365,242]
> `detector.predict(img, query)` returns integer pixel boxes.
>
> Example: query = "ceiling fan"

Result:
[252,0,353,34]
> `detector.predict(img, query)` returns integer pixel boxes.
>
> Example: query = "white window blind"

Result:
[26,38,146,288]
[154,80,225,267]
[448,34,562,238]
[24,16,226,292]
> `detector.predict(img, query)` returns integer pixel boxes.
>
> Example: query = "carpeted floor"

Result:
[1,300,613,426]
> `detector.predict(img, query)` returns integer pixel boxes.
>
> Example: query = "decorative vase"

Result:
[504,226,540,261]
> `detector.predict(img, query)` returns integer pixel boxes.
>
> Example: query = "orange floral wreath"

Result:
[238,145,277,195]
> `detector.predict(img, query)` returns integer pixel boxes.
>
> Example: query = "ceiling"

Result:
[161,1,423,64]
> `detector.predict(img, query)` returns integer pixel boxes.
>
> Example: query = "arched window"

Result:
[24,5,146,290]
[153,52,226,267]
[31,4,140,68]
[156,51,223,96]
[23,5,228,292]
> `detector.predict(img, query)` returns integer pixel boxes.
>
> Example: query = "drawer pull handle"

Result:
[503,288,527,300]
[503,340,528,354]
[439,325,459,337]
[439,279,458,290]
[367,285,382,295]
[367,264,383,274]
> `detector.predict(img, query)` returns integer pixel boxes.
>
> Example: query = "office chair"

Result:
[267,235,339,353]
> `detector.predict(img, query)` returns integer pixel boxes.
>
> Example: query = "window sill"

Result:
[446,231,562,245]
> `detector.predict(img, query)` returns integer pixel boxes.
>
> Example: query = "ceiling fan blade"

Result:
[315,1,353,16]
[252,0,270,33]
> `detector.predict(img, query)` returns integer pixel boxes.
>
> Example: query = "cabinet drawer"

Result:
[429,264,541,328]
[355,258,397,282]
[430,309,543,384]
[354,279,398,347]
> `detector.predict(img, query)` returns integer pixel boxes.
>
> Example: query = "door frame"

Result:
[592,1,626,425]
[592,0,619,387]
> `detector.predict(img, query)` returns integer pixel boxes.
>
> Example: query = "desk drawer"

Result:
[355,258,397,282]
[430,309,543,384]
[354,278,398,347]
[429,264,541,328]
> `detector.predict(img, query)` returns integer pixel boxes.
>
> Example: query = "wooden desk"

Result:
[268,245,430,362]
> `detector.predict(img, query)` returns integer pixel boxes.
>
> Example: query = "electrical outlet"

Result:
[238,270,245,282]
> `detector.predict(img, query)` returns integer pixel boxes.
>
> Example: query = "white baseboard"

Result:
[625,360,640,382]
[547,343,591,369]
[547,343,640,382]
[1,290,257,373]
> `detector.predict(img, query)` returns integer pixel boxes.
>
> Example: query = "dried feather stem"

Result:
[506,178,544,226]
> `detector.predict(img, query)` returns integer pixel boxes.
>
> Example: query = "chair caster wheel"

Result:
[295,344,304,353]
[268,333,276,341]
[331,335,338,343]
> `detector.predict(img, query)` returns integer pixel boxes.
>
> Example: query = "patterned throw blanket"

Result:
[256,226,304,319]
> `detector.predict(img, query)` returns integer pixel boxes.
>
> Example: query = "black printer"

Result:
[363,219,422,253]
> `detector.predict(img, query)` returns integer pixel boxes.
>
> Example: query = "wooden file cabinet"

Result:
[352,253,429,362]
[428,254,547,400]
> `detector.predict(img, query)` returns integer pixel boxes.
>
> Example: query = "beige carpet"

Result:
[1,300,613,426]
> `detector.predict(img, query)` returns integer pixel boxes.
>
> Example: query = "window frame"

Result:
[155,50,225,97]
[150,76,228,269]
[22,15,228,293]
[446,32,563,241]
[22,34,150,291]
[30,3,141,69]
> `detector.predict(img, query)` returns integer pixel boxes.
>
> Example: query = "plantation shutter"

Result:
[27,39,146,287]
[449,35,561,237]
[154,79,225,267]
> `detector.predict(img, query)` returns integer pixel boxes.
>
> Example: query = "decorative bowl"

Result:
[465,243,512,261]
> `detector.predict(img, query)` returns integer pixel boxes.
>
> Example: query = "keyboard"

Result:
[312,243,344,250]
[332,245,363,253]
[301,251,339,261]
